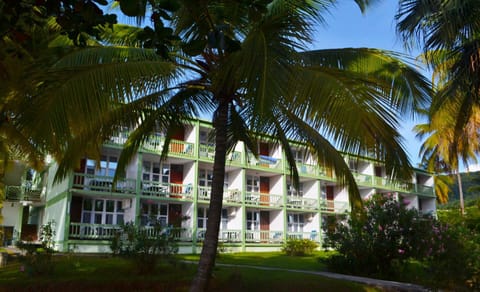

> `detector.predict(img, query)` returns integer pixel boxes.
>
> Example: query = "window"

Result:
[246,211,260,231]
[81,198,124,225]
[143,161,163,182]
[197,207,209,229]
[141,202,168,226]
[199,130,213,145]
[221,208,228,230]
[292,149,305,164]
[288,213,304,232]
[246,175,260,193]
[85,155,118,177]
[287,181,304,197]
[198,169,213,188]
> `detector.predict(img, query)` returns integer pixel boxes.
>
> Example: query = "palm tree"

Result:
[414,103,480,214]
[31,1,431,291]
[395,0,480,154]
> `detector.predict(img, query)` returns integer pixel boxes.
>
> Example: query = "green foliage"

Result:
[16,220,56,276]
[323,195,441,277]
[282,238,318,256]
[110,220,179,275]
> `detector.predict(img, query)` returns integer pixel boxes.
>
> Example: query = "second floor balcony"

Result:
[5,185,42,203]
[245,192,283,207]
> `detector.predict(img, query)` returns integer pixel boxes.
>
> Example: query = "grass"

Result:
[0,252,381,291]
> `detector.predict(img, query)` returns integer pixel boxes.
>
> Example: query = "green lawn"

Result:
[0,252,380,291]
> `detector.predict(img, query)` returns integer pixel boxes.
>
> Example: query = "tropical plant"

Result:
[396,0,480,140]
[414,104,480,211]
[396,0,480,214]
[110,220,179,274]
[7,1,430,291]
[282,238,318,256]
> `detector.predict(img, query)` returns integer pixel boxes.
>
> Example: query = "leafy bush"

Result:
[324,194,480,290]
[323,195,441,276]
[282,238,318,256]
[110,220,179,274]
[17,220,56,276]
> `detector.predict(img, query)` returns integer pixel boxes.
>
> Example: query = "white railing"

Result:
[286,196,318,210]
[72,173,136,194]
[286,231,320,242]
[197,187,242,203]
[69,223,122,240]
[197,229,242,243]
[142,181,193,200]
[320,200,349,213]
[247,154,282,170]
[245,192,282,207]
[245,230,284,243]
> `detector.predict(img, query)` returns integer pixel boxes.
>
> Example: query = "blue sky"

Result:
[311,1,427,166]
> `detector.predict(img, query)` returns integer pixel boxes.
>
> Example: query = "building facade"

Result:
[2,119,436,253]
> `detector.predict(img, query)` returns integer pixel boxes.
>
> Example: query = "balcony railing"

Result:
[72,173,136,195]
[5,185,42,202]
[197,187,242,203]
[245,230,284,243]
[69,223,122,240]
[286,196,318,210]
[247,154,282,170]
[415,185,435,197]
[245,192,283,207]
[142,136,195,157]
[320,200,349,214]
[142,181,193,200]
[107,131,129,146]
[197,229,242,243]
[69,223,192,241]
[287,231,320,242]
[297,163,317,176]
[352,172,372,186]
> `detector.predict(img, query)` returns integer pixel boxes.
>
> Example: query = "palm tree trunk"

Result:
[456,170,465,216]
[190,99,229,292]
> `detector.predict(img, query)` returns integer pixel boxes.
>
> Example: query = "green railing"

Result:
[199,144,215,160]
[245,230,284,243]
[107,131,129,146]
[286,196,318,210]
[142,181,193,200]
[415,184,435,197]
[245,192,283,207]
[297,163,317,176]
[352,172,372,186]
[142,136,194,157]
[72,173,136,195]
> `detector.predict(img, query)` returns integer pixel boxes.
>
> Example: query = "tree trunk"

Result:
[456,170,465,216]
[190,100,229,292]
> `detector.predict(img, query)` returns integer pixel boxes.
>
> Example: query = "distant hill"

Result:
[446,171,480,205]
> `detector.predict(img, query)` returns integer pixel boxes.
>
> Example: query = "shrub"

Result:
[323,195,441,277]
[282,238,318,256]
[110,220,179,274]
[17,220,56,276]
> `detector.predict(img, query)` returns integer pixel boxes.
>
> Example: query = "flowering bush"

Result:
[323,194,443,277]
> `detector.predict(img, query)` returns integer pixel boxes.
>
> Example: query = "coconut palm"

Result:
[414,102,480,213]
[395,0,480,151]
[29,1,431,290]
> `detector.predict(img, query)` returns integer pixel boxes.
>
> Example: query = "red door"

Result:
[326,185,334,211]
[171,127,185,153]
[260,211,270,242]
[260,177,269,205]
[168,204,182,228]
[170,164,183,197]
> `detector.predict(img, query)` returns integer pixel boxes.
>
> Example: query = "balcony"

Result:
[352,172,373,186]
[287,230,320,242]
[245,192,283,207]
[415,185,435,197]
[72,173,136,195]
[142,181,193,200]
[245,230,284,243]
[142,136,194,158]
[197,187,242,203]
[5,185,42,202]
[247,154,282,170]
[320,200,349,214]
[197,229,242,243]
[69,222,192,241]
[286,196,318,210]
